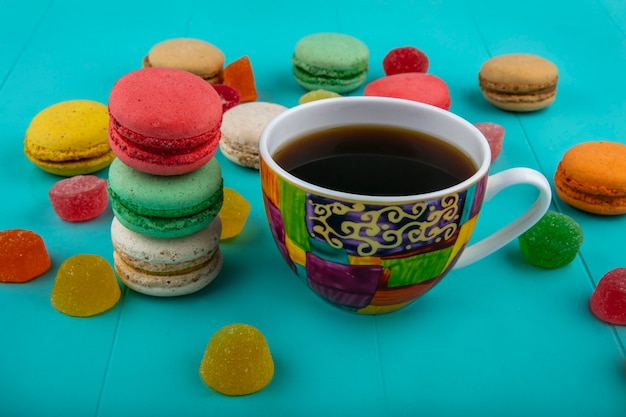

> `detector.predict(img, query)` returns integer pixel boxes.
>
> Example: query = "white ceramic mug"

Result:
[259,97,551,314]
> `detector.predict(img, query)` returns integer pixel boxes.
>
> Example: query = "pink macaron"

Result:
[108,67,223,176]
[363,73,451,110]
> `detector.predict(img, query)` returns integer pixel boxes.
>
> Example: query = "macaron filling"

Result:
[108,179,223,219]
[114,249,223,294]
[114,247,218,275]
[109,186,223,238]
[25,151,116,176]
[108,122,220,173]
[109,115,219,152]
[292,65,367,91]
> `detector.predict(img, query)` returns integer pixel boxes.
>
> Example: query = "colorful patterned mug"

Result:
[259,97,551,314]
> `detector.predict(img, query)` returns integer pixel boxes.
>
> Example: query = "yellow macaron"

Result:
[24,100,114,176]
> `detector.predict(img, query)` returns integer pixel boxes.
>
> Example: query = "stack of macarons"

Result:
[106,67,225,296]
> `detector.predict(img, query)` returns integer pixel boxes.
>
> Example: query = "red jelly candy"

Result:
[590,268,626,325]
[211,84,241,113]
[49,175,108,222]
[474,122,505,162]
[383,46,429,75]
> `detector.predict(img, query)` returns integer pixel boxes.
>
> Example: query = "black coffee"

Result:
[273,124,476,196]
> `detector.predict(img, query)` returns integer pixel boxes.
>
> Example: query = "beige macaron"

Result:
[111,216,223,297]
[478,53,558,112]
[219,102,288,169]
[143,38,225,84]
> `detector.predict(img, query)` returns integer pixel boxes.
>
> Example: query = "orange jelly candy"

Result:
[218,188,251,240]
[199,323,274,396]
[223,56,258,102]
[0,229,51,283]
[51,254,121,317]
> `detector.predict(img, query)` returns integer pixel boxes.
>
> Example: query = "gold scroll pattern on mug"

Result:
[308,194,461,257]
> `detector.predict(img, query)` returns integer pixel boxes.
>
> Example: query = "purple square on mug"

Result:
[306,252,382,309]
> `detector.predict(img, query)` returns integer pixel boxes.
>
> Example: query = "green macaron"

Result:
[107,157,223,238]
[292,33,369,94]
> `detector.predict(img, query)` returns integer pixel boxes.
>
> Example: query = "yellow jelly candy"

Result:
[218,188,251,240]
[199,323,274,396]
[298,89,341,104]
[51,254,121,317]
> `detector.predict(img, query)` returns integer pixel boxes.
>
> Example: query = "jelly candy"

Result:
[298,89,342,104]
[590,268,626,325]
[223,56,258,102]
[199,323,274,396]
[51,254,121,317]
[474,122,505,162]
[518,210,583,268]
[382,46,429,75]
[0,229,51,283]
[49,175,108,222]
[218,188,251,240]
[210,84,241,113]
[218,188,250,240]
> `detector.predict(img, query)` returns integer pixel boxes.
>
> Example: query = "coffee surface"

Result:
[273,125,476,196]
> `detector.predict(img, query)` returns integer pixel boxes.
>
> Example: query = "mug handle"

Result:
[453,167,552,269]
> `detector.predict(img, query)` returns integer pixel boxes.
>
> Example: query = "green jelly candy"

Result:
[518,210,583,269]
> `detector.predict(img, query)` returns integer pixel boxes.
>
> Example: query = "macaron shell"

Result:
[108,67,222,140]
[293,33,369,75]
[219,102,288,169]
[221,102,288,147]
[479,54,558,88]
[145,38,225,82]
[481,91,556,112]
[554,141,626,215]
[363,73,451,110]
[24,100,114,175]
[219,137,260,169]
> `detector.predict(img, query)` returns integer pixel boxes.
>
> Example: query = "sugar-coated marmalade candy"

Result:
[218,188,251,240]
[518,210,583,268]
[210,84,241,113]
[590,268,626,325]
[0,229,51,283]
[51,254,121,317]
[49,175,108,222]
[199,323,274,396]
[298,89,341,104]
[223,56,258,102]
[382,46,429,76]
[474,122,505,162]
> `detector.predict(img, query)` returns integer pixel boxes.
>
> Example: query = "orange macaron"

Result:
[554,141,626,215]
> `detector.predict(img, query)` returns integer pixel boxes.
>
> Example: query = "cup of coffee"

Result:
[259,97,551,314]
